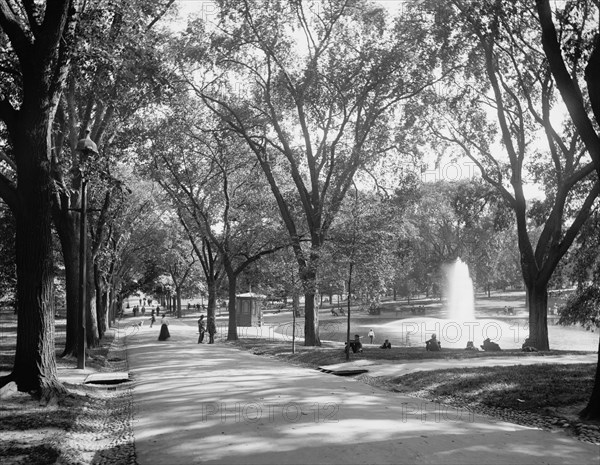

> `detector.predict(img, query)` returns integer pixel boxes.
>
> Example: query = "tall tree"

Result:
[426,0,599,350]
[51,0,178,355]
[0,0,81,398]
[534,3,600,413]
[105,178,172,315]
[137,100,286,339]
[182,0,443,345]
[161,224,197,319]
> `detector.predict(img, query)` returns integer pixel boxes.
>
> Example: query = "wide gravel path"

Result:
[125,320,599,465]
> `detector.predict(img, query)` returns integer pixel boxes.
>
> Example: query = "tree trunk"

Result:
[53,208,80,357]
[114,294,121,323]
[346,262,353,361]
[10,124,64,399]
[526,282,550,351]
[207,280,218,320]
[176,289,182,318]
[227,271,238,341]
[580,338,600,420]
[94,264,106,338]
[102,288,109,332]
[85,249,99,348]
[301,250,321,346]
[108,288,116,327]
[112,287,122,324]
[303,283,320,346]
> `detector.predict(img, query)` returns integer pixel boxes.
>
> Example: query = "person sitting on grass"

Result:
[380,339,391,349]
[425,334,441,351]
[521,337,538,352]
[480,337,501,351]
[465,341,477,351]
[331,308,339,316]
[345,334,363,353]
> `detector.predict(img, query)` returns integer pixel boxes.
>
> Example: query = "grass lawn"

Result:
[230,337,595,365]
[389,363,595,414]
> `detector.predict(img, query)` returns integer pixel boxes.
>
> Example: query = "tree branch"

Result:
[540,181,600,283]
[0,0,31,61]
[536,0,600,175]
[0,171,17,211]
[0,148,16,171]
[145,0,177,32]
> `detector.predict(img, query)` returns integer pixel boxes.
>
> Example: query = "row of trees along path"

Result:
[0,0,599,420]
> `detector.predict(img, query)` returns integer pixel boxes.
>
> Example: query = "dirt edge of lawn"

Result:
[0,326,136,465]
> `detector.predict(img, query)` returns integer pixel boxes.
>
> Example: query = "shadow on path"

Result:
[126,321,600,465]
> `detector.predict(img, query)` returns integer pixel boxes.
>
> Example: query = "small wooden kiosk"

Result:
[236,292,264,326]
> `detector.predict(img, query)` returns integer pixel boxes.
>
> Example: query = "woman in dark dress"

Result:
[158,314,170,341]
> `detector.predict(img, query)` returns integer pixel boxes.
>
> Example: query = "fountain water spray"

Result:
[444,258,475,322]
[381,258,535,350]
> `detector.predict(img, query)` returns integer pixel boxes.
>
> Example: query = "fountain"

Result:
[378,257,518,349]
[365,258,597,351]
[444,257,475,322]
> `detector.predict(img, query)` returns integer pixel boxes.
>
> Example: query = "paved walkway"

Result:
[121,320,599,465]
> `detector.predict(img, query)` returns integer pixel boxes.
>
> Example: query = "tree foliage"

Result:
[175,0,446,344]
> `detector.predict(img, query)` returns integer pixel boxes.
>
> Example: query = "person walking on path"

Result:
[158,314,170,341]
[207,316,216,344]
[150,313,156,328]
[368,328,375,344]
[197,315,206,343]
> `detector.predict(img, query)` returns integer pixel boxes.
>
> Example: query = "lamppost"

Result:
[75,129,98,370]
